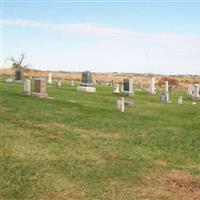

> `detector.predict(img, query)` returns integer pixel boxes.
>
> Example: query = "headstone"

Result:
[160,92,170,103]
[165,81,169,93]
[121,79,134,96]
[70,80,75,86]
[117,97,125,112]
[47,73,52,84]
[33,78,48,97]
[77,71,96,92]
[149,77,156,94]
[178,96,183,104]
[6,77,13,83]
[23,79,31,95]
[15,68,23,82]
[192,84,200,99]
[187,84,193,95]
[112,83,120,94]
[57,80,62,87]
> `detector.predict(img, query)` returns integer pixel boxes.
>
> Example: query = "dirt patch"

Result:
[154,160,168,167]
[135,169,200,200]
[38,182,89,200]
[0,107,11,112]
[102,170,200,200]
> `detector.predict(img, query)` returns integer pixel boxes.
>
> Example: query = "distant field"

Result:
[0,79,200,200]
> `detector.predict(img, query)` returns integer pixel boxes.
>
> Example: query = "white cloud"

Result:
[1,18,200,74]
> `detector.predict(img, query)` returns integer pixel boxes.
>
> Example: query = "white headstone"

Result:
[149,77,156,94]
[187,84,193,95]
[23,79,31,95]
[178,96,183,104]
[117,97,125,112]
[112,83,120,94]
[6,77,13,83]
[71,80,75,86]
[48,73,52,84]
[165,81,169,93]
[192,84,200,99]
[57,80,62,87]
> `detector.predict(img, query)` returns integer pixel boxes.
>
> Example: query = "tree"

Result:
[9,53,29,70]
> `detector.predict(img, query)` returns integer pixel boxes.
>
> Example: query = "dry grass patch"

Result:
[37,182,89,200]
[134,169,200,200]
[36,122,65,129]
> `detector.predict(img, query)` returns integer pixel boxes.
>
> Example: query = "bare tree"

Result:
[9,53,29,70]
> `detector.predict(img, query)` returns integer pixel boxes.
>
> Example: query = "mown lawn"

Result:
[0,79,200,200]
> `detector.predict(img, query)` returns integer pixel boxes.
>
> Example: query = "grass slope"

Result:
[0,79,200,200]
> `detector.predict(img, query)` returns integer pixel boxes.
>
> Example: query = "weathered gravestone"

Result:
[6,77,13,83]
[23,79,31,95]
[112,83,120,94]
[70,80,75,86]
[187,84,193,95]
[47,73,52,84]
[117,97,125,112]
[160,92,170,103]
[192,84,200,100]
[165,81,169,93]
[149,77,156,94]
[121,79,134,96]
[77,71,96,92]
[178,96,183,104]
[33,78,48,97]
[57,80,62,87]
[15,68,23,82]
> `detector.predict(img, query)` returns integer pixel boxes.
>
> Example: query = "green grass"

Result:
[0,79,200,199]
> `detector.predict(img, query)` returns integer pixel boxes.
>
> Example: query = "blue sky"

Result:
[1,1,200,74]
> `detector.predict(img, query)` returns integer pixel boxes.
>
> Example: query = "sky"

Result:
[1,0,200,74]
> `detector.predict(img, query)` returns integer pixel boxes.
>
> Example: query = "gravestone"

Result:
[112,83,120,94]
[15,68,23,82]
[70,80,75,86]
[6,77,13,83]
[187,84,193,95]
[121,79,134,96]
[33,78,48,97]
[57,80,62,87]
[77,71,96,92]
[23,79,31,95]
[160,92,170,103]
[165,81,169,93]
[117,97,124,112]
[192,84,200,99]
[149,77,156,94]
[178,96,183,104]
[47,73,52,84]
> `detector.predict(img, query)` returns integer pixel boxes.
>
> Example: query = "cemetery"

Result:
[1,71,200,200]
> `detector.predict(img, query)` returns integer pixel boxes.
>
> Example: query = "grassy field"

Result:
[0,79,200,200]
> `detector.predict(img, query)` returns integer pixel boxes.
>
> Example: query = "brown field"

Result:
[1,68,200,90]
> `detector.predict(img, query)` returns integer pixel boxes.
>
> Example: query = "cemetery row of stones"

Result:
[6,70,200,112]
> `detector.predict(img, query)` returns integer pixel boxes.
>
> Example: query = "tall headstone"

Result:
[77,71,96,92]
[165,81,169,93]
[117,97,125,112]
[33,78,48,97]
[187,84,193,95]
[15,68,23,82]
[23,79,31,95]
[149,77,156,94]
[112,83,120,94]
[122,79,134,96]
[47,73,52,84]
[192,84,200,99]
